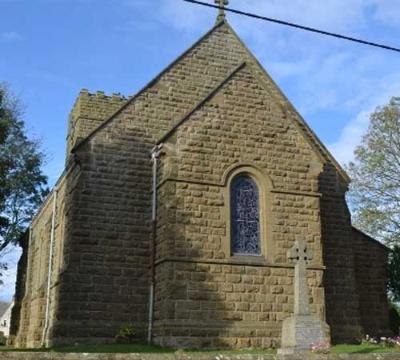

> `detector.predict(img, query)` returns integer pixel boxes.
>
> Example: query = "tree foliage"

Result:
[0,83,48,283]
[388,245,400,302]
[348,97,400,246]
[347,97,400,303]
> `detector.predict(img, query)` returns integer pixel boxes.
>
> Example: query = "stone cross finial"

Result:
[215,0,229,22]
[288,239,313,315]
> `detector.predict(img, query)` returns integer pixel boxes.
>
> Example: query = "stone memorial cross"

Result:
[215,0,229,22]
[278,239,330,355]
[288,239,313,316]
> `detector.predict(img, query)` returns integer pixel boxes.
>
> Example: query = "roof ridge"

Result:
[71,20,226,154]
[156,61,246,145]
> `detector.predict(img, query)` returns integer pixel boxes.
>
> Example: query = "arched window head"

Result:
[230,175,261,256]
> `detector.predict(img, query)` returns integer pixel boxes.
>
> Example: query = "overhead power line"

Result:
[183,0,400,54]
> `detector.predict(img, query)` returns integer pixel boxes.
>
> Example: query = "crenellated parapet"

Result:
[65,89,127,163]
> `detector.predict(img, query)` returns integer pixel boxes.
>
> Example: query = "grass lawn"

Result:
[0,342,399,354]
[183,348,276,355]
[331,343,400,354]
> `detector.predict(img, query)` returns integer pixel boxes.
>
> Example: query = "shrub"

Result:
[115,324,137,344]
[389,303,400,335]
[388,246,400,302]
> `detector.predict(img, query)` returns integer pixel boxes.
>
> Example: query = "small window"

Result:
[230,175,261,255]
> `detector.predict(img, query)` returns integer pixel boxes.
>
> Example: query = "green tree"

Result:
[347,97,400,303]
[388,245,400,302]
[347,97,400,246]
[0,83,48,284]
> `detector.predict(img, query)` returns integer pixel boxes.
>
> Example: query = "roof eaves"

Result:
[71,20,226,154]
[156,61,246,145]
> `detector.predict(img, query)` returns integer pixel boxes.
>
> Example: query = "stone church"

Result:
[10,4,389,349]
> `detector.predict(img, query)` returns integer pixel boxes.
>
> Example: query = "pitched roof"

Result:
[71,19,350,183]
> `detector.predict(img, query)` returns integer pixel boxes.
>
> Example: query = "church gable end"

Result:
[153,63,327,347]
[42,20,276,347]
[165,64,324,195]
[72,22,254,152]
[11,11,390,349]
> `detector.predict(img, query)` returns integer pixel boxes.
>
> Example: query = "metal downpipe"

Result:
[148,145,162,344]
[41,187,58,347]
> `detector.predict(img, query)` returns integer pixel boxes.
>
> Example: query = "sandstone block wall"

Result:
[48,21,280,345]
[10,20,389,349]
[8,231,29,345]
[51,142,152,345]
[153,260,324,348]
[352,228,390,336]
[319,165,364,343]
[152,63,328,348]
[7,163,83,349]
[17,190,54,347]
[65,90,127,162]
[11,173,69,348]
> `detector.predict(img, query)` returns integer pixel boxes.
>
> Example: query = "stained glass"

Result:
[230,175,261,255]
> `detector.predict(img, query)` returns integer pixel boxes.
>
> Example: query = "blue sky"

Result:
[1,0,400,301]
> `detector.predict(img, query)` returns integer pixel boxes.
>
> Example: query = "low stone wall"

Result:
[0,353,399,360]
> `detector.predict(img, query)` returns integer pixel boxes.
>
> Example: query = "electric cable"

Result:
[183,0,400,53]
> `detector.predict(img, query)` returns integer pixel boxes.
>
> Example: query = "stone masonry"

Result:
[65,90,128,162]
[9,19,390,349]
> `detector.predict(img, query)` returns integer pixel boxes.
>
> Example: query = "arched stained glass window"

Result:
[230,175,261,255]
